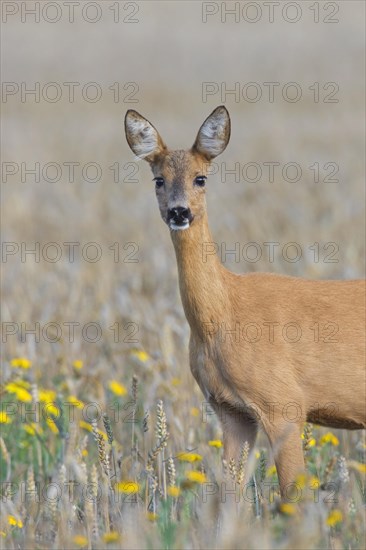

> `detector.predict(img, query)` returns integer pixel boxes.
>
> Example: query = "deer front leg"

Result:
[266,422,305,500]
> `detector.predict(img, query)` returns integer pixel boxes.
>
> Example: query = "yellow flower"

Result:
[24,423,43,436]
[44,403,59,417]
[46,418,59,434]
[0,412,11,424]
[9,379,30,389]
[82,449,88,457]
[73,360,83,370]
[295,473,320,490]
[320,432,339,446]
[80,420,93,432]
[308,476,320,489]
[255,451,260,459]
[108,380,127,396]
[190,407,200,417]
[79,420,106,440]
[8,515,23,528]
[326,509,343,527]
[73,535,88,547]
[301,431,316,446]
[66,395,84,408]
[280,503,296,516]
[167,486,181,498]
[10,357,32,369]
[171,377,181,386]
[131,349,149,362]
[186,471,207,484]
[115,481,139,494]
[208,440,223,448]
[146,512,158,521]
[5,382,32,402]
[102,531,120,543]
[177,452,202,463]
[266,465,277,477]
[39,389,57,402]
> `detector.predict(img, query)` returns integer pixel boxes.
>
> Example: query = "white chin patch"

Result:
[170,222,190,231]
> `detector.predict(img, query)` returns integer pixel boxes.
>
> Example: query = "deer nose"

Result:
[168,207,192,224]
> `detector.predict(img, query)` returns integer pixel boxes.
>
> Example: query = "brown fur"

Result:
[125,106,366,498]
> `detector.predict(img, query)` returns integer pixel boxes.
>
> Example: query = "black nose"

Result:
[167,207,192,225]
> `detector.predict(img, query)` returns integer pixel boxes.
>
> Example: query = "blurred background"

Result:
[2,1,365,362]
[2,0,365,432]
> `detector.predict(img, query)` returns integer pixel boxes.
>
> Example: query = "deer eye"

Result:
[194,175,206,187]
[153,177,164,188]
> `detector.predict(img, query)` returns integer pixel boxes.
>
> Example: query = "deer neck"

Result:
[170,211,229,338]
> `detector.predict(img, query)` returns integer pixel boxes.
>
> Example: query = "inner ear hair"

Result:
[192,106,231,160]
[125,110,167,162]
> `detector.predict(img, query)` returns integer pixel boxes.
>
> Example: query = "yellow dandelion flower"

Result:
[266,465,277,477]
[10,357,32,369]
[46,418,59,434]
[190,407,200,417]
[280,503,297,516]
[208,440,223,448]
[82,449,88,457]
[10,379,30,389]
[186,471,207,484]
[301,432,317,447]
[320,432,339,446]
[79,420,93,432]
[79,421,107,440]
[73,535,88,547]
[177,452,202,463]
[147,512,158,521]
[255,451,260,459]
[102,531,120,543]
[167,486,181,498]
[15,388,32,402]
[39,389,57,402]
[108,380,127,397]
[24,423,43,436]
[115,481,139,494]
[73,360,83,370]
[5,383,32,402]
[44,403,59,417]
[131,349,149,362]
[0,412,11,424]
[8,515,23,528]
[309,476,320,488]
[38,388,56,403]
[326,509,343,527]
[66,395,84,409]
[294,473,320,490]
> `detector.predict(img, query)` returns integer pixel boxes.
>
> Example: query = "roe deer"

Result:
[125,105,365,498]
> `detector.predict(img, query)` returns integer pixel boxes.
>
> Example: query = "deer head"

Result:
[124,106,231,230]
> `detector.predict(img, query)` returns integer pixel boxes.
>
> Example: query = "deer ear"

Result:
[124,110,167,162]
[192,106,231,160]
